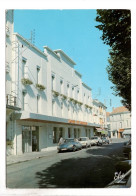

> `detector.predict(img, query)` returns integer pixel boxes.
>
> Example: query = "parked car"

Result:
[57,138,82,153]
[90,136,102,146]
[101,136,110,144]
[123,139,131,159]
[78,137,91,148]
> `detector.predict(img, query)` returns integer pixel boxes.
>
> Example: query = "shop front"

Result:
[22,126,39,153]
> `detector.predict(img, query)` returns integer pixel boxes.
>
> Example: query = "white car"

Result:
[78,137,91,148]
[90,136,103,146]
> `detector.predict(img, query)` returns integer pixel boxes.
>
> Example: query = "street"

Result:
[7,141,126,188]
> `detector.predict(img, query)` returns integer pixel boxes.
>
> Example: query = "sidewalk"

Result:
[7,149,57,166]
[7,138,128,166]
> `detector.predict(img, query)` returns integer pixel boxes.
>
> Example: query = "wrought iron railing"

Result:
[6,94,17,107]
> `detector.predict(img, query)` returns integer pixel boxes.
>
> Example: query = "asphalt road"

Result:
[7,141,126,188]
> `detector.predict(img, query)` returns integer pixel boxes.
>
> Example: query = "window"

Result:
[60,79,63,93]
[127,120,128,127]
[37,95,40,113]
[37,66,40,84]
[77,89,79,100]
[72,86,74,97]
[22,91,27,110]
[52,75,55,90]
[52,100,55,116]
[67,83,69,96]
[68,128,71,138]
[22,59,26,78]
[61,102,63,117]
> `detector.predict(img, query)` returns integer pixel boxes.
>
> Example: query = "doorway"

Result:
[22,126,39,153]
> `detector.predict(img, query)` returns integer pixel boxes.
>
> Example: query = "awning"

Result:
[101,130,108,135]
[118,129,124,133]
[95,128,102,132]
[123,129,131,135]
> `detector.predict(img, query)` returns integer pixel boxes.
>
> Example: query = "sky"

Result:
[14,9,123,112]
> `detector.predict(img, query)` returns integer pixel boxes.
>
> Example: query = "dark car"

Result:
[101,136,110,144]
[123,140,131,159]
[57,138,82,153]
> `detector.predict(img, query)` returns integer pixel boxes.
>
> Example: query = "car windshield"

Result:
[91,137,97,139]
[102,137,106,139]
[64,139,74,143]
[79,138,87,141]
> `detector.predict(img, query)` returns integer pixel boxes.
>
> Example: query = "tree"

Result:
[95,9,131,111]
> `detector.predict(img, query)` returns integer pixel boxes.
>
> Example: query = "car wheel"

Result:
[57,150,61,153]
[97,142,99,146]
[73,145,76,152]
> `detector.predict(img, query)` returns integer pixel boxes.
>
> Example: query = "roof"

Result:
[110,106,129,115]
[43,46,60,59]
[54,49,76,65]
[106,112,110,117]
[82,82,92,91]
[14,33,47,58]
[93,99,107,108]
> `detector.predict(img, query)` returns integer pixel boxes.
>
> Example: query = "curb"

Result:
[7,150,57,166]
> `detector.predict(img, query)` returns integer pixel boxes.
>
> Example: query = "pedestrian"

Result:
[58,137,64,145]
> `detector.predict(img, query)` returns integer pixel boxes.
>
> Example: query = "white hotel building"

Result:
[6,10,107,155]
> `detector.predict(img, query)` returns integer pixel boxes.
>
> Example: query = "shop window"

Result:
[53,127,57,143]
[68,128,71,138]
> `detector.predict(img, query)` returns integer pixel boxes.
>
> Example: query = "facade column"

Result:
[115,131,118,138]
[76,128,78,138]
[80,127,85,137]
[39,126,47,151]
[110,131,113,138]
[70,127,74,138]
[15,122,22,155]
[90,127,94,137]
[63,127,68,139]
[56,127,60,143]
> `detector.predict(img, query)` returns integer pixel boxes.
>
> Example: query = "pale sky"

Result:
[14,9,124,112]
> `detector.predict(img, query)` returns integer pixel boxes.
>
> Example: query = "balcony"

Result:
[6,26,10,37]
[6,62,10,73]
[6,94,21,111]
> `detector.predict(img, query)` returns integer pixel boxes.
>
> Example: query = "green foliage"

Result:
[21,78,33,85]
[36,84,46,91]
[96,9,131,111]
[6,140,14,148]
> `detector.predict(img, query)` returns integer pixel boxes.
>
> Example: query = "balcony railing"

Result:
[6,62,10,73]
[6,26,10,36]
[6,94,17,107]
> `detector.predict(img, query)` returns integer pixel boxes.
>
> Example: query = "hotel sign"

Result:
[68,120,87,125]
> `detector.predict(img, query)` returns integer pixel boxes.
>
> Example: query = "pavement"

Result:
[7,149,57,166]
[6,138,128,166]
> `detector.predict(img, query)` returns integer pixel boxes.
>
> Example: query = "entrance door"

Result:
[22,130,31,153]
[32,130,39,152]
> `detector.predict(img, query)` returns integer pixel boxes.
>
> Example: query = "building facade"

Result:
[93,99,108,136]
[109,106,131,139]
[6,10,107,155]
